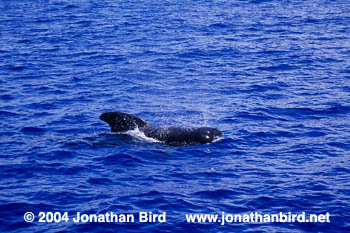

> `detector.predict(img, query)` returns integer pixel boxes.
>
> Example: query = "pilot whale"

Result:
[100,112,222,145]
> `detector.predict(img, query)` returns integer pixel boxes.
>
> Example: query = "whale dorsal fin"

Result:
[100,112,148,133]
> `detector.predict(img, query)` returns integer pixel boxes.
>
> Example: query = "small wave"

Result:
[0,110,18,117]
[87,177,113,185]
[208,23,230,29]
[20,127,46,134]
[258,64,298,71]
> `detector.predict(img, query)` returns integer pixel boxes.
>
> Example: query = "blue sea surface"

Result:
[1,0,349,232]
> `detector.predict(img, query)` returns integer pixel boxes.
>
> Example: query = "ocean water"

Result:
[0,0,349,232]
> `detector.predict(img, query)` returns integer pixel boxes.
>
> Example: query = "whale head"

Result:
[100,112,148,133]
[194,127,223,144]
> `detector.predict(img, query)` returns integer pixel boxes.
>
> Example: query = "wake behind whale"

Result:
[100,112,223,145]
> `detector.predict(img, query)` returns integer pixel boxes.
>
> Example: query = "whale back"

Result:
[100,112,148,133]
[143,126,223,145]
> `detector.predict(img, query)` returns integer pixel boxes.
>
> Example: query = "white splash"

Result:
[212,134,224,143]
[125,128,162,143]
